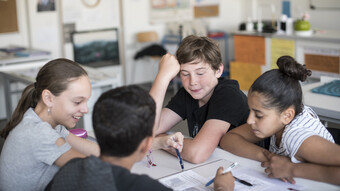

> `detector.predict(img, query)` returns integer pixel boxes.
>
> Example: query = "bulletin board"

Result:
[149,0,219,23]
[0,0,18,33]
[304,47,340,78]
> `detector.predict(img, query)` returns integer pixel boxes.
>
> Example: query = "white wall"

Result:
[0,0,29,47]
[122,0,248,85]
[0,0,340,85]
[251,0,340,31]
[291,1,340,30]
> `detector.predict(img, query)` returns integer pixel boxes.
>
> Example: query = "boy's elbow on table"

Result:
[183,147,212,164]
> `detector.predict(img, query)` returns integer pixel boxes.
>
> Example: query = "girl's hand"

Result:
[261,150,296,184]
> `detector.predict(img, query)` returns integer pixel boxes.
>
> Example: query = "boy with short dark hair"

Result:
[47,75,234,191]
[46,85,173,190]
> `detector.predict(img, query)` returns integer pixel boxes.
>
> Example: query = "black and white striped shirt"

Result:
[269,105,334,163]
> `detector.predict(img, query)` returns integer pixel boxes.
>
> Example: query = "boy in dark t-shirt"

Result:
[154,35,249,164]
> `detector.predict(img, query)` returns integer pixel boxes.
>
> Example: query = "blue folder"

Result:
[311,80,340,97]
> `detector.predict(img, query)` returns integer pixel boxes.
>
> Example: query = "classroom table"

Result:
[131,147,340,191]
[302,81,340,125]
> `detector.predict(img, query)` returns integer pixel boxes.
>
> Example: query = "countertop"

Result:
[231,30,340,43]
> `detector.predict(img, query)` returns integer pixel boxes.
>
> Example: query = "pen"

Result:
[175,148,184,170]
[233,176,253,186]
[205,162,238,187]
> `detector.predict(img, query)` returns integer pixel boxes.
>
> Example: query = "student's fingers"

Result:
[164,132,183,151]
[278,177,295,184]
[216,166,224,176]
[170,132,184,151]
[286,177,296,184]
[158,53,180,79]
[262,150,273,160]
[261,161,269,168]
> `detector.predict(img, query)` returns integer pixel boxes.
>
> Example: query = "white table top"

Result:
[131,148,340,191]
[302,82,340,124]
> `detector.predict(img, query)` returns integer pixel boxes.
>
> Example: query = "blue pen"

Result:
[205,162,238,187]
[175,149,184,170]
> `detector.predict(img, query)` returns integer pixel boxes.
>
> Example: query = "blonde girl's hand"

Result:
[157,53,180,82]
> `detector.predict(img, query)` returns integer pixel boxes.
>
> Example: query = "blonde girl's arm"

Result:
[65,132,100,157]
[219,123,268,162]
[53,133,100,167]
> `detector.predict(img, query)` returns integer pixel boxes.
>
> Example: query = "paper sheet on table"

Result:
[160,162,304,191]
[159,170,213,191]
[232,166,304,191]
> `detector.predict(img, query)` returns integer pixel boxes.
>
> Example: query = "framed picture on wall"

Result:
[71,28,120,68]
[37,0,56,12]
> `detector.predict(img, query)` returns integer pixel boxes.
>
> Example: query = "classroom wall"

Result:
[0,0,29,48]
[122,0,248,84]
[0,0,340,85]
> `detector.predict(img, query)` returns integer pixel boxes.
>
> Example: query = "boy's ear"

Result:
[41,89,55,108]
[139,136,153,155]
[281,107,295,125]
[216,63,224,78]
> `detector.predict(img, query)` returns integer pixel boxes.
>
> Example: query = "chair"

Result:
[131,31,166,84]
[327,127,340,145]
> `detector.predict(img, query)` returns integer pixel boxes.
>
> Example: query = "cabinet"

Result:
[231,31,340,90]
[230,31,340,125]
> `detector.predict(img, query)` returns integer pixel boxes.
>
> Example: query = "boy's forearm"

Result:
[149,74,171,131]
[179,138,215,164]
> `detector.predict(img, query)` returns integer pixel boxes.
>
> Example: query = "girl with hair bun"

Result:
[220,55,340,185]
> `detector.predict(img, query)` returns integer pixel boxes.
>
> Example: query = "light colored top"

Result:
[269,106,334,163]
[0,108,71,191]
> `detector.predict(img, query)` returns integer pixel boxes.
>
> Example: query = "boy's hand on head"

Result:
[214,167,235,191]
[261,150,296,184]
[158,53,180,82]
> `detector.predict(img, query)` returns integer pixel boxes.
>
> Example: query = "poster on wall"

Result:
[149,0,193,23]
[37,0,56,12]
[0,0,18,33]
[194,0,219,18]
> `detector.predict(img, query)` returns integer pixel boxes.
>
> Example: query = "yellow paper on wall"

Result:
[230,61,262,91]
[271,38,295,69]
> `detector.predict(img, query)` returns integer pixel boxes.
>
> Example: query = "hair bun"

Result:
[277,55,312,82]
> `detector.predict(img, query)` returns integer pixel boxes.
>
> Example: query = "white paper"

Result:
[159,170,213,191]
[232,166,304,191]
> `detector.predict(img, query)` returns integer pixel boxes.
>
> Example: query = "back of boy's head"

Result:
[176,35,222,70]
[92,85,155,157]
[249,55,312,116]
